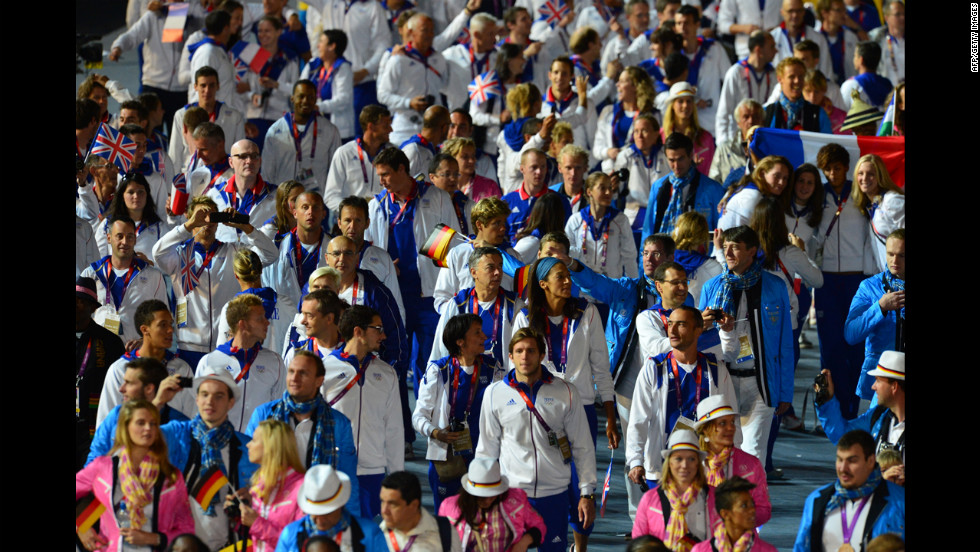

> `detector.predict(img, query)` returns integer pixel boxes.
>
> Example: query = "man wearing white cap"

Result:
[815,350,905,476]
[628,306,738,485]
[476,327,597,552]
[276,464,386,552]
[159,364,258,551]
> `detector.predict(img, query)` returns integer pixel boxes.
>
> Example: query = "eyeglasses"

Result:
[231,153,261,161]
[362,325,385,332]
[326,249,356,257]
[434,172,461,179]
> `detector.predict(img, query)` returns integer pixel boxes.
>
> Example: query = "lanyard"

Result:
[103,259,137,308]
[289,113,318,163]
[231,345,260,382]
[292,231,322,285]
[350,275,360,306]
[470,291,502,353]
[304,337,326,358]
[513,385,553,433]
[387,530,416,552]
[840,495,871,544]
[581,208,612,270]
[740,60,771,99]
[824,191,849,237]
[544,317,570,372]
[386,183,418,227]
[448,356,481,420]
[469,44,490,79]
[316,61,339,99]
[776,256,801,294]
[355,138,371,184]
[191,242,220,277]
[886,35,899,73]
[405,43,442,78]
[328,353,374,406]
[669,352,703,412]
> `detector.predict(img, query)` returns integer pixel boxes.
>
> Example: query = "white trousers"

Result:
[733,374,774,469]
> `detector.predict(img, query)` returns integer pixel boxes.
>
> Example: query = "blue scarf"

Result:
[710,259,764,316]
[673,249,709,279]
[503,116,532,152]
[661,167,695,234]
[826,466,883,514]
[269,391,337,467]
[778,93,804,129]
[400,133,438,156]
[684,37,715,87]
[191,414,234,515]
[303,510,349,538]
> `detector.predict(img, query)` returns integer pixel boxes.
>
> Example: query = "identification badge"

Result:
[735,334,755,364]
[176,297,188,327]
[556,431,573,464]
[296,167,314,182]
[97,305,121,335]
[452,422,473,455]
[838,545,855,552]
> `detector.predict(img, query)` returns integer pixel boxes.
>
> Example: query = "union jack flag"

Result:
[537,0,569,27]
[456,27,470,46]
[170,171,189,216]
[90,123,137,173]
[233,57,249,82]
[468,71,502,106]
[599,451,614,517]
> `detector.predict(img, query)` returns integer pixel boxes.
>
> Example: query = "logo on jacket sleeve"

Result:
[506,398,517,406]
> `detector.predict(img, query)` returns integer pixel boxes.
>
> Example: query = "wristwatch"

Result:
[581,493,596,501]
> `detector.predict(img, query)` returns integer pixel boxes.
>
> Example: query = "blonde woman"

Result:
[496,82,542,194]
[76,400,194,551]
[672,211,722,306]
[226,420,306,551]
[852,154,905,273]
[218,248,290,354]
[661,82,716,176]
[594,66,657,172]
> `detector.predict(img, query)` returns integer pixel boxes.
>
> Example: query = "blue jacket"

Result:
[275,512,386,552]
[844,272,902,400]
[244,399,362,517]
[794,480,905,552]
[86,404,189,466]
[159,419,258,489]
[641,170,724,242]
[815,396,897,450]
[699,271,794,405]
[567,262,659,374]
[359,269,410,376]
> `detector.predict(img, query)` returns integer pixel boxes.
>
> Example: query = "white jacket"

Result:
[593,103,636,173]
[359,244,407,324]
[321,353,404,475]
[152,225,278,352]
[195,347,286,432]
[205,178,279,245]
[377,50,451,144]
[565,209,639,279]
[365,183,462,298]
[813,185,869,273]
[77,216,100,277]
[429,288,523,366]
[717,0,783,58]
[716,61,777,143]
[264,230,331,311]
[512,302,615,405]
[614,145,671,208]
[323,139,394,213]
[263,114,342,196]
[768,244,823,330]
[97,354,197,427]
[94,219,172,261]
[770,26,833,84]
[626,354,738,477]
[442,44,498,111]
[307,0,392,79]
[867,190,905,274]
[245,58,300,121]
[81,260,174,343]
[169,102,245,171]
[684,39,732,131]
[300,60,356,139]
[188,41,237,109]
[111,9,184,91]
[476,371,597,498]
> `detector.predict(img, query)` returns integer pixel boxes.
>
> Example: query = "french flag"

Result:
[230,41,271,75]
[750,128,906,188]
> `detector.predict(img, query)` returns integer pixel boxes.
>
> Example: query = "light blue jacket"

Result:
[794,480,905,551]
[699,271,794,404]
[159,419,258,488]
[86,404,189,466]
[641,170,725,242]
[275,513,386,552]
[844,272,902,400]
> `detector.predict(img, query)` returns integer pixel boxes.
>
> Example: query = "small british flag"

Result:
[90,123,137,173]
[233,58,248,83]
[600,451,614,517]
[456,27,470,46]
[537,0,570,27]
[468,71,502,106]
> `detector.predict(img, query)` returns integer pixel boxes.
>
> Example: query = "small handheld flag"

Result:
[538,0,570,27]
[162,3,189,43]
[75,494,106,533]
[91,123,138,173]
[877,92,897,136]
[468,71,502,106]
[170,172,189,216]
[513,264,532,301]
[419,223,468,267]
[218,540,254,552]
[600,451,614,517]
[230,41,272,75]
[191,465,229,510]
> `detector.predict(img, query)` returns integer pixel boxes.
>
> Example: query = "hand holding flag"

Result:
[90,123,137,173]
[468,71,502,106]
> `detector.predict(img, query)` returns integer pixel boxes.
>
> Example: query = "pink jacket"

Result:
[690,530,779,552]
[438,488,547,549]
[724,448,771,526]
[76,455,195,552]
[249,468,306,551]
[632,484,721,542]
[465,175,503,202]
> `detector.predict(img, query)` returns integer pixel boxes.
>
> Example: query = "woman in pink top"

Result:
[439,458,547,552]
[75,400,194,552]
[228,419,306,552]
[444,137,503,201]
[660,82,716,176]
[693,396,772,526]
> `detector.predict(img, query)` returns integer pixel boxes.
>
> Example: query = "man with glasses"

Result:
[321,305,405,518]
[207,140,278,243]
